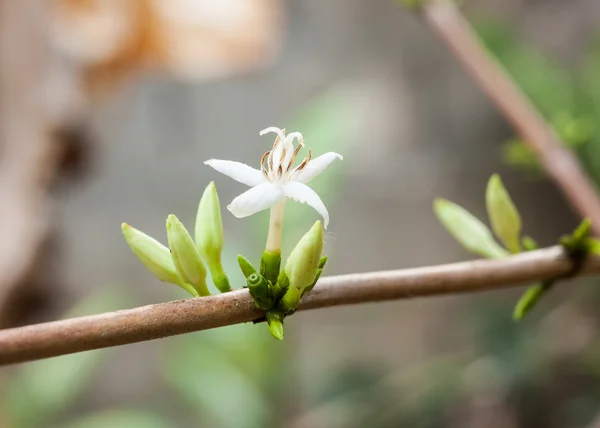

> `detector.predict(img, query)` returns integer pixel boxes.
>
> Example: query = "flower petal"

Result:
[204,159,265,187]
[294,152,343,183]
[283,182,330,228]
[228,183,284,218]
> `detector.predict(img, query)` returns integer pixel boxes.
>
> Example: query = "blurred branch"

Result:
[0,246,598,365]
[421,0,600,234]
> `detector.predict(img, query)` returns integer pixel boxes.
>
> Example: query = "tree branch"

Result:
[421,0,600,234]
[0,246,597,365]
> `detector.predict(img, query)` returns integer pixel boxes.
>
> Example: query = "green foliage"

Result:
[435,175,599,320]
[474,19,600,183]
[64,410,174,428]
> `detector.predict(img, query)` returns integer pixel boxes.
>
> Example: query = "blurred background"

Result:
[0,0,599,427]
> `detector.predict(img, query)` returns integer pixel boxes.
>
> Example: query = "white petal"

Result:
[228,183,284,218]
[204,159,265,187]
[283,182,330,228]
[294,152,343,183]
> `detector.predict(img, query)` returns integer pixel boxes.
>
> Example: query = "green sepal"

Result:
[266,310,284,341]
[260,251,281,285]
[303,268,323,295]
[318,256,328,269]
[237,255,257,279]
[513,281,554,320]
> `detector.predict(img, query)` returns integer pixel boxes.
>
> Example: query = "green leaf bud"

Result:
[434,198,509,259]
[486,174,522,253]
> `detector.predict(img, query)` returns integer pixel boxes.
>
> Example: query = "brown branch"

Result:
[0,246,597,366]
[421,0,600,235]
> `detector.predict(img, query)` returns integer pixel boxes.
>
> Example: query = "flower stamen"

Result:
[287,139,305,172]
[260,151,270,178]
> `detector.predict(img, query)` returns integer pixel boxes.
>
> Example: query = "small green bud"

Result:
[486,174,522,253]
[237,255,257,279]
[195,182,231,292]
[434,198,509,259]
[260,250,281,285]
[247,273,269,298]
[280,221,323,312]
[266,310,284,341]
[247,273,274,310]
[121,223,198,297]
[166,215,210,297]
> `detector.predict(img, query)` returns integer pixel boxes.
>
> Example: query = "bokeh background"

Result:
[1,0,600,427]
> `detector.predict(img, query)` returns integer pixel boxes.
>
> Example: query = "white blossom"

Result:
[205,127,342,228]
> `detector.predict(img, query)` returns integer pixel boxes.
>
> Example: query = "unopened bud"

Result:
[121,223,198,297]
[166,214,210,297]
[280,221,323,312]
[195,182,231,292]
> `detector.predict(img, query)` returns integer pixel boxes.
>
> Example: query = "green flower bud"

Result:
[247,273,274,310]
[266,310,284,341]
[195,182,231,292]
[260,250,281,285]
[166,214,210,297]
[121,223,198,297]
[247,273,269,298]
[280,221,323,312]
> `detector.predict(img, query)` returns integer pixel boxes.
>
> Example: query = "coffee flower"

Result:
[204,127,342,229]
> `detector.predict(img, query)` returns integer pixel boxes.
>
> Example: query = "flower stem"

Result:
[266,200,286,253]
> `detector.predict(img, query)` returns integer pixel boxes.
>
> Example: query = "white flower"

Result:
[205,127,343,228]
